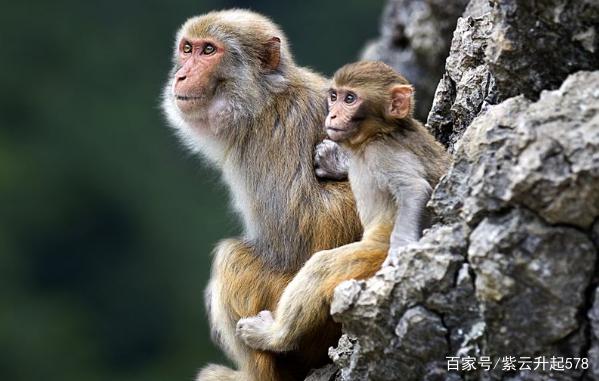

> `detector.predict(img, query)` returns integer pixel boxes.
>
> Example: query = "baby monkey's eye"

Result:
[183,42,192,53]
[344,93,356,104]
[330,92,337,102]
[203,43,216,55]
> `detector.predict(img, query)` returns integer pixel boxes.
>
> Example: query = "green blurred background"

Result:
[0,1,384,380]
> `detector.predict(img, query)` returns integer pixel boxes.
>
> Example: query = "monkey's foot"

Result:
[314,139,349,180]
[196,364,241,381]
[236,310,282,351]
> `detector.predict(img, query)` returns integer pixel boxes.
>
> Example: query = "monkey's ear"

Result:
[260,37,281,71]
[389,85,413,119]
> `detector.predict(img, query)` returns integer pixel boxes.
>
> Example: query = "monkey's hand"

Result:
[237,311,291,352]
[383,237,418,267]
[314,139,349,180]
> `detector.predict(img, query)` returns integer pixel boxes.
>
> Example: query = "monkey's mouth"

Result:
[326,127,351,142]
[175,95,203,101]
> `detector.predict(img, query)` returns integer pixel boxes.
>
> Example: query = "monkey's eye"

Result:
[203,43,216,55]
[344,93,356,104]
[330,92,337,102]
[182,42,192,54]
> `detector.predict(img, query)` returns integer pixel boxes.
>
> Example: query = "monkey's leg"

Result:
[236,234,389,352]
[199,238,292,381]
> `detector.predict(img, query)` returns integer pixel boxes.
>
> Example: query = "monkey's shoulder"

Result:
[350,140,428,190]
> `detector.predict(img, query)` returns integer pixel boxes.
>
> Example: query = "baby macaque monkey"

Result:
[236,61,450,353]
[323,60,451,248]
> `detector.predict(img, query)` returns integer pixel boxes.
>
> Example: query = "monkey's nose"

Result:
[330,114,337,120]
[176,74,187,82]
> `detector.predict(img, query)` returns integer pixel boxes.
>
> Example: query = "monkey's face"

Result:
[325,88,364,142]
[171,37,225,115]
[164,12,286,132]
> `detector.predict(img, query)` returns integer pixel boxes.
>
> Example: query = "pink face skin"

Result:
[173,38,225,114]
[325,88,364,142]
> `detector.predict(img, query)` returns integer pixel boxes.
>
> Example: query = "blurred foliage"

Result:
[0,0,384,380]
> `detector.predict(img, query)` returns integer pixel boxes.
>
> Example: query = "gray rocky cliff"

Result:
[362,0,469,121]
[308,0,599,380]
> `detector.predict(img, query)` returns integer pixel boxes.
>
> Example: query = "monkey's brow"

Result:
[328,88,337,93]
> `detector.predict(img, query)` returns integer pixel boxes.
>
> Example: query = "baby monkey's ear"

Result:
[389,84,414,119]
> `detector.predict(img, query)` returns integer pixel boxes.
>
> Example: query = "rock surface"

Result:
[362,0,469,120]
[324,69,599,381]
[426,0,599,151]
[308,0,599,378]
[589,290,599,380]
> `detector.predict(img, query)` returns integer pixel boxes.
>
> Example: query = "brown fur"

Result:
[162,9,361,381]
[236,61,451,358]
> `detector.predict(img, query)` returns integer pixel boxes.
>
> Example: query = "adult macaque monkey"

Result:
[237,61,450,353]
[162,9,362,381]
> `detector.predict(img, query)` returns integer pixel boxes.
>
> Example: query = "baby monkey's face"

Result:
[325,87,364,142]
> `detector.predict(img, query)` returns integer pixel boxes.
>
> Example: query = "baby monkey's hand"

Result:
[314,139,349,180]
[236,311,278,351]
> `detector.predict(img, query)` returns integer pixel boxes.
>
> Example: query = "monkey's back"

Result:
[246,67,361,378]
[230,66,361,272]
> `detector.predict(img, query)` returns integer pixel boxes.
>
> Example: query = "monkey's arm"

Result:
[314,139,349,180]
[236,237,388,352]
[236,248,337,352]
[389,177,432,249]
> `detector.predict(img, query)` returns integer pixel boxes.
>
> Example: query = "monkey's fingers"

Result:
[236,313,276,351]
[314,139,349,180]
